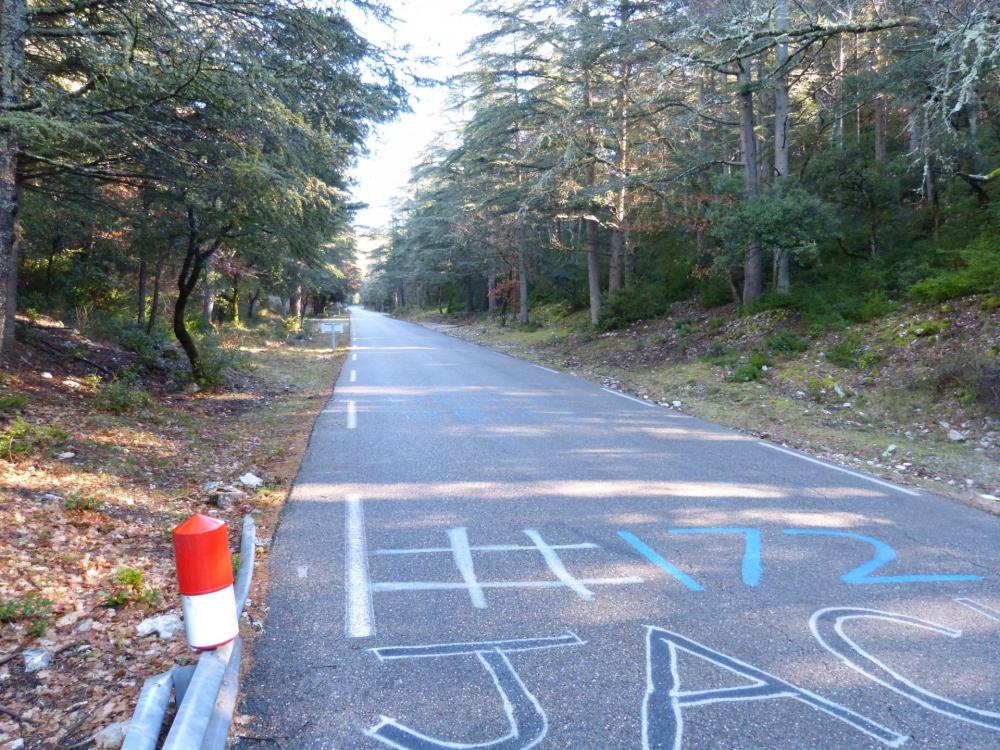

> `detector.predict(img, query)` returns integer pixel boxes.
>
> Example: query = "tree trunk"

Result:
[146,253,163,335]
[517,210,529,324]
[0,0,25,355]
[464,277,474,314]
[175,209,207,379]
[773,0,791,294]
[487,266,497,314]
[583,65,601,325]
[738,57,763,305]
[137,258,148,327]
[201,254,215,330]
[874,97,887,165]
[230,276,240,327]
[609,8,631,296]
[609,230,623,296]
[293,285,303,319]
[247,290,259,320]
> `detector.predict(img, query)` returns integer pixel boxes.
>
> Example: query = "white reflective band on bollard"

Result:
[180,584,239,650]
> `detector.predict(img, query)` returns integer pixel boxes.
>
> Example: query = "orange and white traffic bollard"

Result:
[172,513,239,650]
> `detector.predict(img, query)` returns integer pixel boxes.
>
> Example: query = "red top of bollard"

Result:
[172,513,234,596]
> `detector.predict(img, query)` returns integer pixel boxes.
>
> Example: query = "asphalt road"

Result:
[237,306,1000,750]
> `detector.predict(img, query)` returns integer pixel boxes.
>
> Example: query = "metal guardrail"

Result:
[123,515,256,750]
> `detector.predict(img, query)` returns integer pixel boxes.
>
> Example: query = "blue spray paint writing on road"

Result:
[616,527,982,591]
[364,633,584,750]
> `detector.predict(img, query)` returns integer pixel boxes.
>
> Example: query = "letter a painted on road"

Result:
[642,626,906,750]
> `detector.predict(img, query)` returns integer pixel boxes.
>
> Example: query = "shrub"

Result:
[0,418,67,460]
[0,393,27,412]
[96,375,151,413]
[101,566,161,608]
[824,334,863,368]
[767,330,809,356]
[280,315,301,335]
[0,593,52,637]
[64,493,105,512]
[598,288,666,330]
[731,349,771,382]
[196,338,244,389]
[703,342,737,366]
[935,357,1000,408]
[910,234,1000,302]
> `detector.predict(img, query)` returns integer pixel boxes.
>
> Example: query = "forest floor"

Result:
[0,312,347,749]
[403,295,1000,514]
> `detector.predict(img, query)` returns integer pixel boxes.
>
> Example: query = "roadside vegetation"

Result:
[0,313,348,747]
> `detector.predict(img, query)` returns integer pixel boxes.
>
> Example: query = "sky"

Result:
[346,1,487,265]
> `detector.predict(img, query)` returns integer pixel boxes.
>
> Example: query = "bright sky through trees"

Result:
[348,0,486,249]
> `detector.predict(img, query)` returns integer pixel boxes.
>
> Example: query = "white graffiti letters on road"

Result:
[642,626,906,750]
[811,606,1000,732]
[365,633,585,750]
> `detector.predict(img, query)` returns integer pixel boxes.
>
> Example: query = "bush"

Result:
[0,593,52,637]
[196,338,244,389]
[64,493,105,512]
[598,288,666,330]
[767,330,809,356]
[731,350,771,382]
[824,333,863,368]
[935,357,1000,408]
[0,417,67,460]
[910,234,1000,302]
[96,375,151,413]
[100,566,162,608]
[0,393,27,412]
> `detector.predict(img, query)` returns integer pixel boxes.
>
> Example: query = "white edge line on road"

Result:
[350,369,357,383]
[352,353,357,361]
[345,494,375,638]
[758,442,921,497]
[532,364,560,374]
[602,387,656,408]
[347,400,357,429]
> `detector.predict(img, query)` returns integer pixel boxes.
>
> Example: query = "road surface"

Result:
[237,306,1000,750]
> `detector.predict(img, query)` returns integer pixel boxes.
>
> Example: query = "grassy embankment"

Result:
[0,312,347,748]
[402,297,999,511]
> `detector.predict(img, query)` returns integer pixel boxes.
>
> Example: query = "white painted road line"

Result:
[370,578,644,593]
[347,400,357,429]
[448,527,487,609]
[373,542,599,556]
[954,598,1000,623]
[602,387,656,408]
[345,494,374,638]
[352,353,357,361]
[533,364,560,374]
[524,528,595,601]
[758,442,921,497]
[350,369,357,383]
[297,566,309,579]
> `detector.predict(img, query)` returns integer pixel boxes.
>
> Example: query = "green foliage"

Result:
[101,566,161,609]
[730,350,771,382]
[0,593,52,638]
[935,357,1000,408]
[0,393,27,412]
[598,288,667,331]
[0,418,67,460]
[95,375,152,414]
[910,233,1000,302]
[280,316,301,335]
[767,330,809,356]
[824,333,864,368]
[196,338,245,389]
[64,493,105,512]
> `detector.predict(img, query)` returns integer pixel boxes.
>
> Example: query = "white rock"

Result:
[794,390,806,398]
[760,364,769,371]
[979,494,999,502]
[22,648,51,673]
[883,444,897,457]
[74,618,94,633]
[239,472,263,488]
[948,429,966,442]
[62,379,82,390]
[671,400,682,409]
[93,722,129,749]
[39,492,63,502]
[56,612,80,628]
[57,451,75,460]
[8,739,25,750]
[41,372,53,379]
[833,383,846,398]
[136,612,183,640]
[202,480,221,493]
